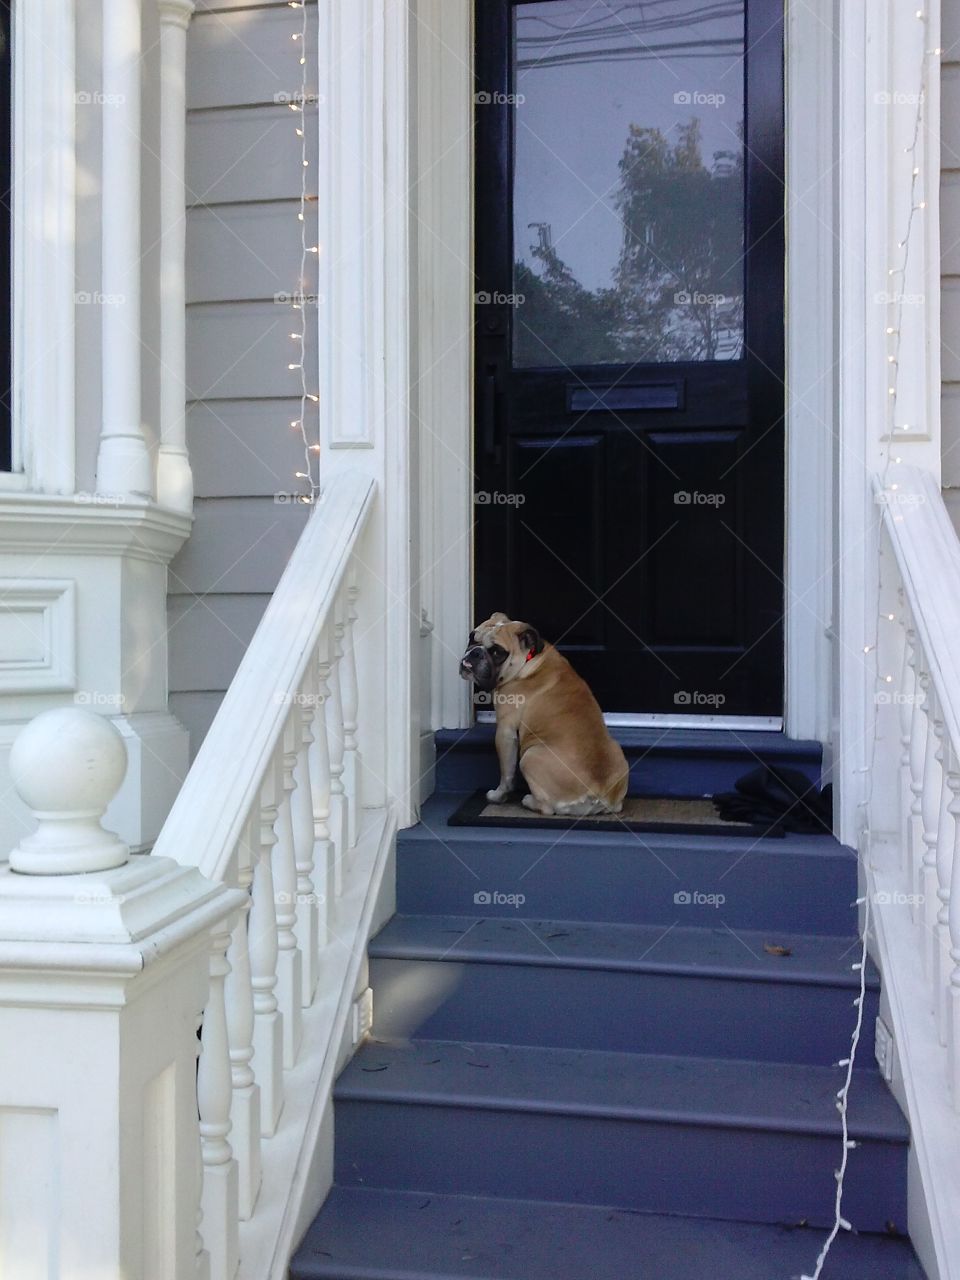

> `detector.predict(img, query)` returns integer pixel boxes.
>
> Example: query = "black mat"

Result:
[448,789,785,839]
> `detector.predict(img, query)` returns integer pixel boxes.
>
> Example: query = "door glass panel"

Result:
[512,0,745,369]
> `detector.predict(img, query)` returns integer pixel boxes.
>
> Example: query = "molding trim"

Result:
[13,0,77,493]
[0,495,192,563]
[0,580,76,694]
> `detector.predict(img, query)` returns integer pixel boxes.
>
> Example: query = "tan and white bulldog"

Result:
[459,612,629,816]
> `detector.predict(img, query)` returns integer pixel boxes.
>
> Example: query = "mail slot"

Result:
[567,381,684,414]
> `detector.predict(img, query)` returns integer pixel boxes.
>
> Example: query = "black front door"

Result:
[474,0,785,715]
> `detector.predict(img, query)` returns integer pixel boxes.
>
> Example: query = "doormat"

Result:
[448,790,785,839]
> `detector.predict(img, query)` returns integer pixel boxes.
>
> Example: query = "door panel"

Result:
[474,0,785,715]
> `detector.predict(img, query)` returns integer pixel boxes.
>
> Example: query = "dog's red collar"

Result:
[526,648,537,663]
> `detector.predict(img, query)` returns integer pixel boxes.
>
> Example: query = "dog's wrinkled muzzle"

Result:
[459,645,497,692]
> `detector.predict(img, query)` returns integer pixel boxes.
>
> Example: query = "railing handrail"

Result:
[152,469,375,884]
[875,463,960,750]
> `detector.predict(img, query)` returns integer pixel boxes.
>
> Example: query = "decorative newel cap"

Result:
[9,708,129,875]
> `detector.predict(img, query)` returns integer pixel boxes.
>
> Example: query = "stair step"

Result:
[292,1187,924,1280]
[399,793,857,935]
[369,915,879,1066]
[434,726,823,798]
[334,1040,907,1229]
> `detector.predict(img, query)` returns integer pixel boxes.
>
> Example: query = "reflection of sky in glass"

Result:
[513,0,745,294]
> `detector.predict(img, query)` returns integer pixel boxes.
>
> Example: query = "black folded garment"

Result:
[713,765,833,835]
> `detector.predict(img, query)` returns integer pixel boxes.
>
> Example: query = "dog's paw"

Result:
[486,786,510,804]
[522,793,555,816]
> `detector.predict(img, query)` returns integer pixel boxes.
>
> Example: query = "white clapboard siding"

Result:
[186,400,317,498]
[168,595,271,690]
[186,202,318,304]
[189,7,318,110]
[172,0,321,758]
[170,498,311,597]
[944,14,960,520]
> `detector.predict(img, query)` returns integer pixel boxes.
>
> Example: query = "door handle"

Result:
[482,368,501,462]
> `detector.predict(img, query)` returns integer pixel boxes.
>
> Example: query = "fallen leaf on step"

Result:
[764,943,793,957]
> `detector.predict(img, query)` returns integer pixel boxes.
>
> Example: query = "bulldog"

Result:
[459,612,629,816]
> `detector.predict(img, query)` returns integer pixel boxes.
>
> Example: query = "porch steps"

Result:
[292,733,923,1279]
[433,724,824,797]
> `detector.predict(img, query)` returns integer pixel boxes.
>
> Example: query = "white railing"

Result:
[151,469,378,1278]
[873,464,960,1095]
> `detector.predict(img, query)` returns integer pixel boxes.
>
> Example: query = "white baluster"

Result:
[341,573,362,848]
[900,617,917,874]
[195,1023,211,1280]
[936,746,958,1045]
[224,817,261,1220]
[920,686,943,975]
[198,922,240,1280]
[273,734,303,1067]
[293,671,320,1004]
[311,632,334,947]
[909,665,930,919]
[947,777,960,1102]
[250,770,284,1136]
[327,610,348,896]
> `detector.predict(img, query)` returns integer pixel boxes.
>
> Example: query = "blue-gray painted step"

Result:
[399,793,857,935]
[369,915,878,1067]
[434,726,823,798]
[292,1187,924,1280]
[334,1040,907,1230]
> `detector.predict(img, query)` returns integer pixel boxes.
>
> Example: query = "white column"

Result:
[310,637,334,947]
[250,771,284,1136]
[341,575,362,848]
[157,0,196,512]
[292,672,320,1003]
[97,0,153,499]
[272,735,303,1068]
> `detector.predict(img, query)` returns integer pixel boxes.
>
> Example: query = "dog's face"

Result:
[459,612,544,693]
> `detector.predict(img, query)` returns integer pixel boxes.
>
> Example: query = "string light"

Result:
[805,12,935,1280]
[284,0,321,503]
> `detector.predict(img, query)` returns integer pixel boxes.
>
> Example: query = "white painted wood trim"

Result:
[13,0,77,492]
[416,0,474,731]
[157,0,196,514]
[0,579,76,694]
[783,0,835,745]
[96,0,153,500]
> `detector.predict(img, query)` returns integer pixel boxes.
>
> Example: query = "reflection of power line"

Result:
[518,38,743,71]
[529,222,553,253]
[517,4,744,46]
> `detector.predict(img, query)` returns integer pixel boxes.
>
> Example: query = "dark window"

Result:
[0,2,11,472]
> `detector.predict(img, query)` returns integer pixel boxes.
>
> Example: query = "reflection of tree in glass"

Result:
[513,118,744,368]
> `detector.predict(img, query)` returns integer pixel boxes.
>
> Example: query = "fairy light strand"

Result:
[287,0,321,503]
[803,12,938,1280]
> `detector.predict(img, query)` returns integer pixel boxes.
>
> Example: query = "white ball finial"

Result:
[9,708,129,874]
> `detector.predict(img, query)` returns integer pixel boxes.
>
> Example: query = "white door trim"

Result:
[416,0,844,743]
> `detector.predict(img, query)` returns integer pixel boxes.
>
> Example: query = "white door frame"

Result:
[414,0,843,740]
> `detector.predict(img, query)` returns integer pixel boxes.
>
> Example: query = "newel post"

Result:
[0,709,241,1278]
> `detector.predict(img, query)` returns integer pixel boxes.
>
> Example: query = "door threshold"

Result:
[475,711,784,732]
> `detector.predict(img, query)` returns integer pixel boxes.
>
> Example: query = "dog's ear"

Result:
[519,626,544,656]
[490,611,510,624]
